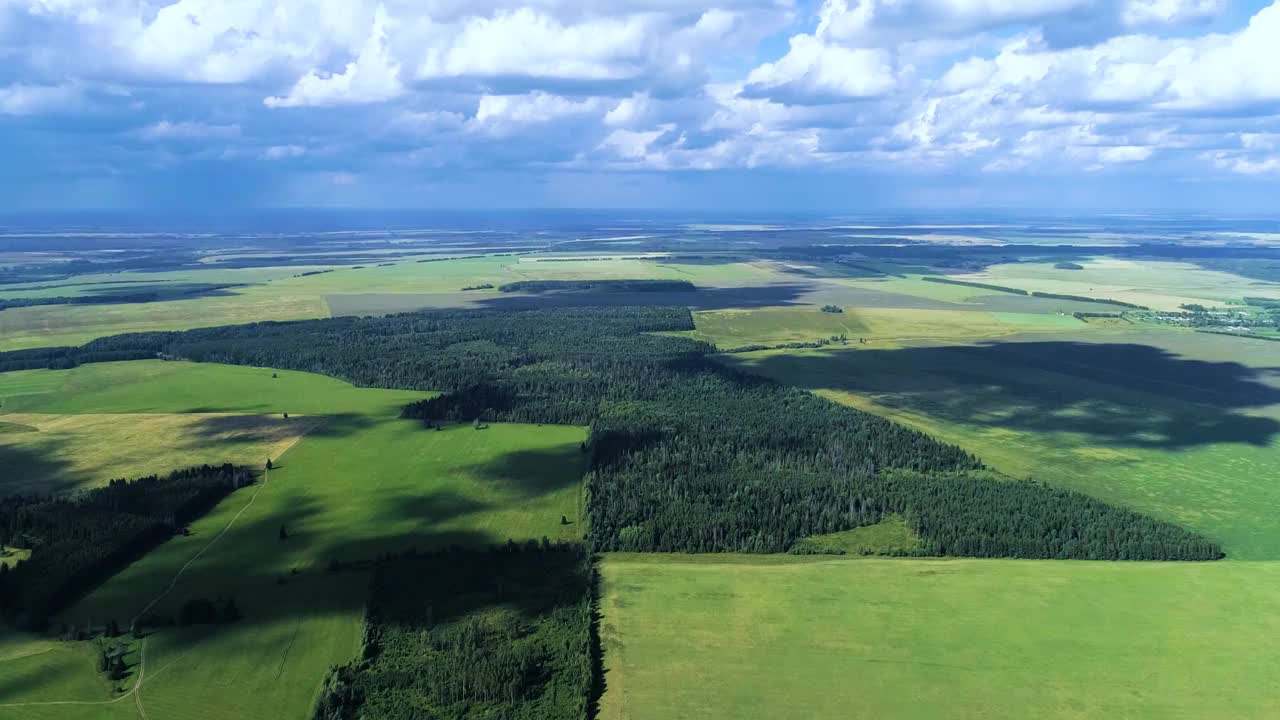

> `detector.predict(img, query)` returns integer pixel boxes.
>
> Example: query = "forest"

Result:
[0,464,254,629]
[921,277,1029,294]
[313,543,594,720]
[498,279,696,293]
[0,307,1223,561]
[1030,291,1149,309]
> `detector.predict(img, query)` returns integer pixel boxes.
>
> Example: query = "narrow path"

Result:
[0,418,326,716]
[0,420,316,716]
[131,465,273,624]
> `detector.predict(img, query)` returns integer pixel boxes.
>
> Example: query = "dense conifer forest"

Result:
[313,544,594,720]
[0,307,1223,561]
[0,464,254,628]
[497,279,695,293]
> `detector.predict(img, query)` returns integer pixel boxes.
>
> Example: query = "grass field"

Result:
[789,514,923,556]
[688,306,1082,349]
[0,289,329,351]
[0,361,427,495]
[0,361,423,416]
[599,554,1280,720]
[0,413,321,495]
[0,630,139,720]
[0,361,587,719]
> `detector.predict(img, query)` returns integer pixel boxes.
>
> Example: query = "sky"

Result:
[1,0,1278,212]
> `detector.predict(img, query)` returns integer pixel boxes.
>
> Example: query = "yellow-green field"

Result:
[599,554,1280,720]
[0,360,428,495]
[0,413,320,495]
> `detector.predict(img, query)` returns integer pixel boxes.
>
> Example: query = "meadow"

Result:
[0,361,427,495]
[599,554,1280,720]
[0,362,587,719]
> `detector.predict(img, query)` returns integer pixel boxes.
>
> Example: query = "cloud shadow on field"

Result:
[740,340,1280,450]
[181,412,380,449]
[50,437,587,640]
[0,652,81,705]
[0,432,84,496]
[471,282,817,310]
[463,444,587,499]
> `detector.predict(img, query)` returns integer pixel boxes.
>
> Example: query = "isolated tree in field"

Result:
[266,458,273,470]
[473,417,482,430]
[561,515,570,525]
[272,372,278,378]
[283,412,288,419]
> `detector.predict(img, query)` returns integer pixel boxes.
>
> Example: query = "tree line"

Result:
[0,306,1225,561]
[0,464,254,629]
[498,279,696,293]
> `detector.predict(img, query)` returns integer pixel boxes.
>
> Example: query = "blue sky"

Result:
[1,0,1278,212]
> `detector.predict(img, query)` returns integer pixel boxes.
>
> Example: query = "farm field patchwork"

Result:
[3,246,1278,720]
[599,554,1280,720]
[0,254,805,350]
[689,306,1084,348]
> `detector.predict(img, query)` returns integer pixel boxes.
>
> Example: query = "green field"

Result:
[688,306,1082,349]
[789,514,924,556]
[0,361,428,495]
[0,360,423,415]
[0,362,587,719]
[0,413,321,496]
[599,554,1280,720]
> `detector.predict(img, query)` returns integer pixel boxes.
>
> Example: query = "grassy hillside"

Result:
[0,363,586,720]
[599,554,1280,720]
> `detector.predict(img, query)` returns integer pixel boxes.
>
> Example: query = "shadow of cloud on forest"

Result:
[471,282,818,311]
[740,340,1280,450]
